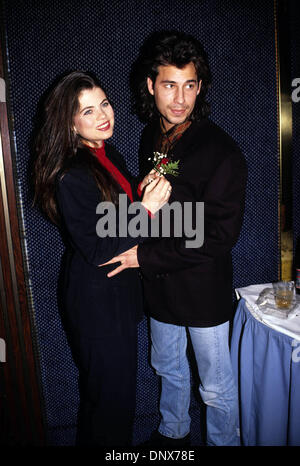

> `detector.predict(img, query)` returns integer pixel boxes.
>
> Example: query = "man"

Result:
[104,30,247,446]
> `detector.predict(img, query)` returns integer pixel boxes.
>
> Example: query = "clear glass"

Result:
[272,281,295,310]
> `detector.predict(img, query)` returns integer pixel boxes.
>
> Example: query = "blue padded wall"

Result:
[2,0,279,445]
[290,0,300,249]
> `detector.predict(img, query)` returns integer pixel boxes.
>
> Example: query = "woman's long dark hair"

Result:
[130,30,212,123]
[33,70,119,224]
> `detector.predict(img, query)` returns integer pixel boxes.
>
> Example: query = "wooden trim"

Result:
[0,23,45,445]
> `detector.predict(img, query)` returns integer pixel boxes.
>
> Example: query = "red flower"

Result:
[150,152,180,176]
[157,157,169,168]
[160,158,169,165]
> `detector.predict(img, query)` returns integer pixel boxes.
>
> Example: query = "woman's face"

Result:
[73,86,114,148]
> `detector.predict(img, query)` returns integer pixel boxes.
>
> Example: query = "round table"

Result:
[231,298,300,446]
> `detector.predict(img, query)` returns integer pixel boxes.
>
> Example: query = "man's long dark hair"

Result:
[33,71,119,225]
[130,30,212,123]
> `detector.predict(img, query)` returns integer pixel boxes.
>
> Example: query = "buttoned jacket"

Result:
[137,119,247,327]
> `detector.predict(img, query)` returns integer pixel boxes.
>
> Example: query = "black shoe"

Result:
[141,430,190,447]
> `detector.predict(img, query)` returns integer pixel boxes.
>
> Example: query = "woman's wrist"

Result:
[141,201,156,218]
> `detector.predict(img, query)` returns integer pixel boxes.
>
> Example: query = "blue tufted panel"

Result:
[290,0,300,250]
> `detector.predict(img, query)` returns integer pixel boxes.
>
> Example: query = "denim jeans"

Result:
[150,318,240,446]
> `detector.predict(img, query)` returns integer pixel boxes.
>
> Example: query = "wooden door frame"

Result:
[0,17,45,445]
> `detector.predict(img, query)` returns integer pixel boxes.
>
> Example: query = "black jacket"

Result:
[56,144,144,338]
[137,119,247,327]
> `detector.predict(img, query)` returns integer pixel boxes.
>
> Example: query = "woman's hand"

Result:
[141,176,172,214]
[139,169,159,192]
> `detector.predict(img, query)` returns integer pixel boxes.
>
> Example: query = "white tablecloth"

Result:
[235,283,300,341]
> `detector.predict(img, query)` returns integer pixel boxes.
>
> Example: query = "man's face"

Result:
[147,62,201,131]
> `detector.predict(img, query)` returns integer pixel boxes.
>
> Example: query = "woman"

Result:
[33,71,171,446]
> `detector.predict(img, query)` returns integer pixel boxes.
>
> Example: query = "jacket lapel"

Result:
[170,121,203,161]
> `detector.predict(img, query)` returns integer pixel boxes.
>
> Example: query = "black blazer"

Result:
[56,144,144,338]
[137,119,247,327]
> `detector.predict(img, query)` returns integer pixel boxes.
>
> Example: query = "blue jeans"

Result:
[150,318,240,446]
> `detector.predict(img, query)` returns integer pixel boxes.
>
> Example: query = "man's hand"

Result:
[99,245,139,278]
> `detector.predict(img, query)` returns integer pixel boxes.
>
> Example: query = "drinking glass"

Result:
[272,281,295,310]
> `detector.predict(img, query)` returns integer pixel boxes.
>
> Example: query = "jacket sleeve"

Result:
[56,169,145,266]
[137,151,247,278]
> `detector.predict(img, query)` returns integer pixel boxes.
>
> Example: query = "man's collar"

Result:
[159,118,192,136]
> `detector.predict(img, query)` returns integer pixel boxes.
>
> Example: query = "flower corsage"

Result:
[148,152,180,177]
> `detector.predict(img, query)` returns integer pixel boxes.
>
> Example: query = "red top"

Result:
[90,144,153,218]
[91,144,134,202]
